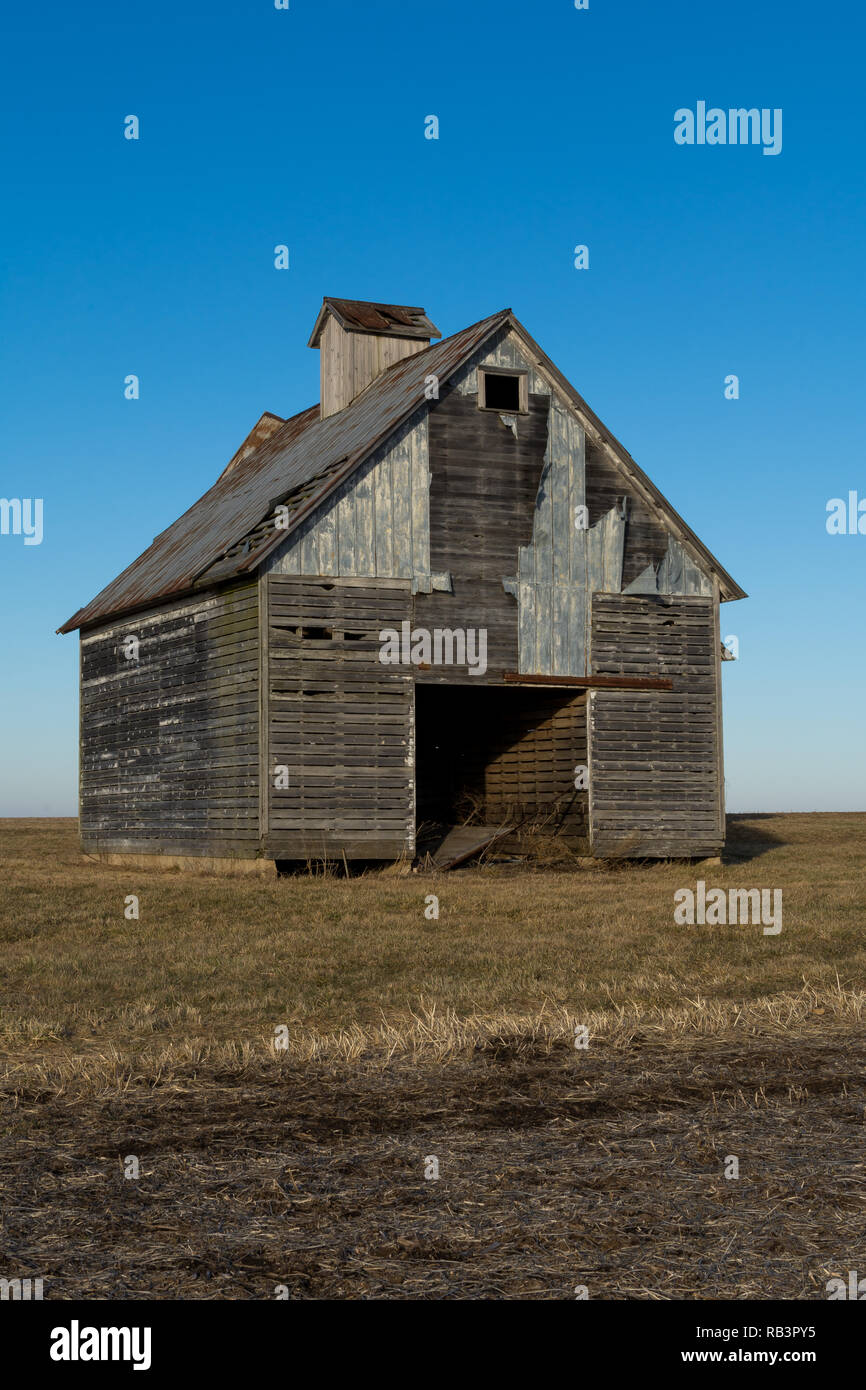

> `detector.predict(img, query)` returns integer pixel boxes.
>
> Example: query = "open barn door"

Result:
[264,575,414,861]
[414,684,589,849]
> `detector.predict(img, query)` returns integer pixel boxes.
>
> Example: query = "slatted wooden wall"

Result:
[479,692,587,838]
[265,574,414,859]
[587,593,723,858]
[79,581,260,856]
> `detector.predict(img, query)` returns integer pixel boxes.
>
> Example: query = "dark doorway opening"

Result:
[414,684,589,844]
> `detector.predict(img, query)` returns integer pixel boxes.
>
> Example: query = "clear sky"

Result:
[1,0,863,815]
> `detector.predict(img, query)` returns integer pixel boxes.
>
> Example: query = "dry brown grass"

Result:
[1,814,864,1079]
[1,815,864,1299]
[3,985,865,1100]
[1,813,864,1091]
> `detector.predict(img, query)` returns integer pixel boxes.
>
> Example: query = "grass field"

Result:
[1,813,865,1298]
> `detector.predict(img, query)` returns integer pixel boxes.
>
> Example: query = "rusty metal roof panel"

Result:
[308,297,441,346]
[58,310,509,634]
[218,410,287,481]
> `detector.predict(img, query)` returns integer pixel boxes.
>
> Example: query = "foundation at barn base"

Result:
[80,843,726,877]
[82,850,277,878]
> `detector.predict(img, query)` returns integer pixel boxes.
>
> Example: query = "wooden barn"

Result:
[59,298,745,869]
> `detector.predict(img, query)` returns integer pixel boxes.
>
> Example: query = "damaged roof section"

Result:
[218,411,288,481]
[58,311,508,634]
[197,453,351,588]
[308,298,441,346]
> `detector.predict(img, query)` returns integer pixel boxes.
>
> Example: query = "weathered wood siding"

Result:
[511,397,587,676]
[585,423,712,599]
[264,409,433,591]
[417,376,548,682]
[265,575,414,859]
[508,407,629,677]
[319,315,428,418]
[266,326,715,689]
[587,594,723,857]
[453,332,551,398]
[585,438,669,590]
[623,534,713,598]
[79,582,260,856]
[444,331,709,676]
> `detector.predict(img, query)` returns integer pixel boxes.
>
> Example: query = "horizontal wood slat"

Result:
[504,672,673,691]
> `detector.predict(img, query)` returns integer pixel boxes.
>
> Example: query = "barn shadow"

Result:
[723,814,786,864]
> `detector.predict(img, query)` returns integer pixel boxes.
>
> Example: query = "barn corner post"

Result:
[258,571,269,855]
[712,576,727,847]
[77,632,84,853]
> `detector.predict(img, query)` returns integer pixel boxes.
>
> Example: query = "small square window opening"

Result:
[481,371,523,412]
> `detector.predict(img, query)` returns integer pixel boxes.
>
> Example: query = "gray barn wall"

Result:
[418,348,550,682]
[79,581,260,857]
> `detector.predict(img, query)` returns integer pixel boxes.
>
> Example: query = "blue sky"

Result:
[1,0,863,815]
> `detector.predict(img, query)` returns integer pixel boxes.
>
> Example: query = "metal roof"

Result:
[58,305,746,635]
[58,310,508,633]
